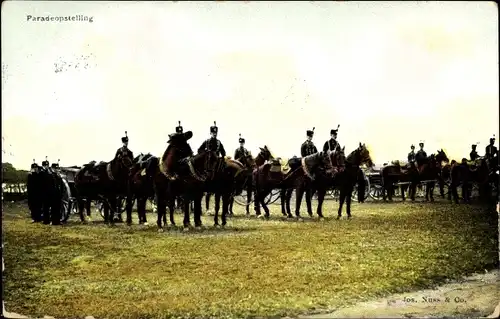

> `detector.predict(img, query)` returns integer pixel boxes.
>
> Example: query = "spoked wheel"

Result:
[234,189,254,206]
[60,178,72,222]
[98,197,126,221]
[369,184,383,201]
[328,189,340,201]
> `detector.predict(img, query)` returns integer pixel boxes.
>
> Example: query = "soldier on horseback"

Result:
[470,143,479,161]
[301,127,318,157]
[407,144,416,165]
[41,156,50,168]
[51,159,61,170]
[234,133,249,162]
[415,142,427,164]
[322,125,340,153]
[115,131,134,160]
[198,121,226,157]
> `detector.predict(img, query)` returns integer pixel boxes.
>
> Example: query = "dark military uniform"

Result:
[470,145,479,161]
[407,146,416,164]
[301,128,318,157]
[415,142,427,165]
[115,131,134,159]
[198,122,226,157]
[323,127,340,153]
[234,135,249,162]
[485,137,498,171]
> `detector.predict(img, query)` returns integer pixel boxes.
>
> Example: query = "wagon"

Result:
[233,188,281,207]
[58,166,80,222]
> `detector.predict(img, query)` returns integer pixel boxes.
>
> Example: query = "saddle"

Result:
[268,158,291,174]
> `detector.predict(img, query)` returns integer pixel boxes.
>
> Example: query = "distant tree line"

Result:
[2,163,29,201]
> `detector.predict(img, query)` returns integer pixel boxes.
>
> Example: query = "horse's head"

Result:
[259,145,274,161]
[436,149,449,164]
[116,151,134,170]
[357,143,374,168]
[240,152,256,168]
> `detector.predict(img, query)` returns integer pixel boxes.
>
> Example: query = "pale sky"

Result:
[2,1,498,169]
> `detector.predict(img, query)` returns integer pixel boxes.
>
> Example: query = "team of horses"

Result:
[27,133,497,230]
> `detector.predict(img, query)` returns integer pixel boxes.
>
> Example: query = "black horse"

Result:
[335,143,374,219]
[74,151,134,225]
[128,153,155,224]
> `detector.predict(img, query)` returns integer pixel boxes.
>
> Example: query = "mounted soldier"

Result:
[175,120,183,134]
[115,131,134,160]
[234,133,249,162]
[470,143,479,161]
[407,144,416,166]
[41,156,50,169]
[301,127,318,157]
[323,125,340,153]
[198,121,226,157]
[485,134,498,170]
[415,141,427,166]
[51,159,61,170]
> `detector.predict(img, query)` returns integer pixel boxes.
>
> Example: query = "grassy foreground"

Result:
[2,200,498,319]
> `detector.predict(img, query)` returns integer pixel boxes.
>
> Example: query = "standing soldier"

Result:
[470,143,479,161]
[115,131,134,159]
[234,133,249,162]
[323,125,340,153]
[301,127,318,157]
[485,135,498,170]
[407,145,416,166]
[198,121,226,215]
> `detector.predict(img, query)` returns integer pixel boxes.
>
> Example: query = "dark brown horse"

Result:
[449,157,490,203]
[227,146,274,215]
[281,148,346,219]
[74,152,134,224]
[335,143,374,219]
[253,151,334,219]
[380,161,412,201]
[409,149,449,202]
[152,131,220,230]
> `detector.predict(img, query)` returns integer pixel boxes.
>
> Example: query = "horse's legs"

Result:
[221,193,230,226]
[205,193,211,213]
[228,196,234,215]
[305,186,313,217]
[193,194,203,227]
[285,189,293,218]
[337,188,346,218]
[280,189,287,217]
[168,198,175,226]
[401,184,406,201]
[78,199,86,222]
[214,196,220,226]
[103,202,110,224]
[295,186,305,218]
[126,195,134,225]
[345,186,353,218]
[438,178,445,199]
[260,189,271,218]
[246,184,252,215]
[136,197,146,224]
[183,196,192,228]
[214,193,221,216]
[429,181,435,201]
[450,182,459,204]
[316,187,326,218]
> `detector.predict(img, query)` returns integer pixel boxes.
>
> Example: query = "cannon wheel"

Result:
[60,177,72,222]
[267,189,281,205]
[369,183,383,200]
[234,189,253,206]
[98,197,126,220]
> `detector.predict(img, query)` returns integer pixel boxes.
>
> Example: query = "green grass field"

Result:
[2,200,498,319]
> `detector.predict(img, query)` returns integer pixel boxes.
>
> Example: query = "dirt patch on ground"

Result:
[298,270,499,318]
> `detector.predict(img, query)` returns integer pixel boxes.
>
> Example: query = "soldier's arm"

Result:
[130,150,134,159]
[322,141,328,153]
[197,141,206,154]
[301,144,307,157]
[234,149,239,159]
[115,149,120,158]
[313,145,318,153]
[220,143,226,157]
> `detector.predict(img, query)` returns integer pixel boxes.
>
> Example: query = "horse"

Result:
[253,151,335,219]
[380,161,412,201]
[27,165,65,225]
[335,143,374,219]
[128,153,155,225]
[227,146,274,215]
[151,131,220,230]
[449,157,490,203]
[74,151,134,225]
[409,149,449,202]
[282,147,346,219]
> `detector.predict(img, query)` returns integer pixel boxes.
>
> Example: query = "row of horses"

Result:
[27,134,497,229]
[66,131,375,231]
